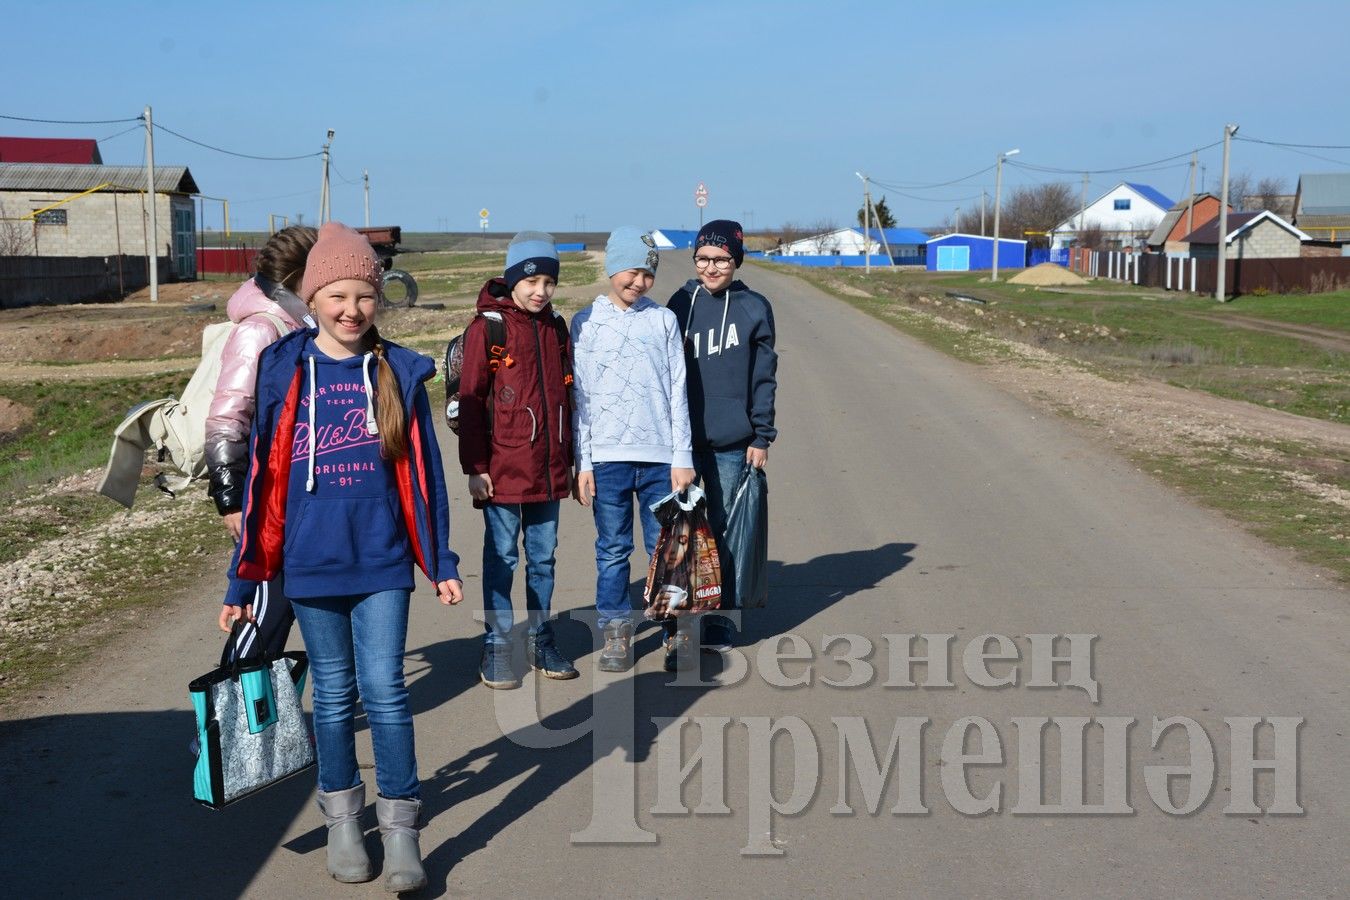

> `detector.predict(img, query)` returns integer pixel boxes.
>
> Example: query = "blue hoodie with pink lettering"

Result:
[224,328,460,604]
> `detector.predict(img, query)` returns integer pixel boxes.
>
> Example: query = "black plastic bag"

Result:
[723,463,768,609]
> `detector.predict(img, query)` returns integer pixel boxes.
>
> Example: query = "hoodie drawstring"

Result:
[306,355,317,493]
[683,283,732,356]
[361,352,380,436]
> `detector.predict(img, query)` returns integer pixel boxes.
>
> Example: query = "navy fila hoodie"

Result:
[666,278,778,452]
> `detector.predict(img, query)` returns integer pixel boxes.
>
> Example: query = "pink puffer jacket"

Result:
[204,277,306,514]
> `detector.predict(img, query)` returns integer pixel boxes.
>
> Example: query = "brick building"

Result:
[1182,210,1309,260]
[0,163,199,279]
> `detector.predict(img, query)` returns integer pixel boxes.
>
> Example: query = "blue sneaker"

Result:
[479,642,521,690]
[528,636,578,680]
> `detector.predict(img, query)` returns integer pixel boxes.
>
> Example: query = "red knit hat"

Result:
[299,222,383,301]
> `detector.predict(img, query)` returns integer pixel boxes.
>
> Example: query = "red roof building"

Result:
[0,137,102,164]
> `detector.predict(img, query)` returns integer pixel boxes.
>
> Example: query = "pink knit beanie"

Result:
[299,222,383,301]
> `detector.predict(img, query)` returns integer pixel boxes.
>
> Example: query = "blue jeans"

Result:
[482,501,560,647]
[694,449,747,609]
[592,461,670,628]
[291,590,419,800]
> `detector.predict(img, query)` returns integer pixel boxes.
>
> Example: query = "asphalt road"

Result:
[2,255,1347,898]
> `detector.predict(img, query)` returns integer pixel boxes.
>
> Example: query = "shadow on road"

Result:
[0,542,914,897]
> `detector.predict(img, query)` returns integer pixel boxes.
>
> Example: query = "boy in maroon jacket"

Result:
[459,232,577,688]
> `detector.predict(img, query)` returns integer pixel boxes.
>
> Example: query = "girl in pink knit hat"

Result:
[222,221,463,893]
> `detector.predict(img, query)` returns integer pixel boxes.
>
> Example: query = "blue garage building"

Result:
[925,233,1027,272]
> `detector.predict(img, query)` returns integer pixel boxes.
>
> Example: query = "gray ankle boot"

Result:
[315,784,374,883]
[376,796,427,894]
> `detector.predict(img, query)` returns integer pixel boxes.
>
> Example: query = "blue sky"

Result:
[5,0,1349,233]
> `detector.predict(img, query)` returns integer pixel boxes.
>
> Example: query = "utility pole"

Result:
[1184,151,1198,239]
[868,194,895,266]
[1079,173,1089,236]
[319,129,335,224]
[1216,124,1238,302]
[981,190,987,236]
[954,206,961,234]
[144,104,158,303]
[363,169,370,227]
[991,147,1020,282]
[856,172,871,274]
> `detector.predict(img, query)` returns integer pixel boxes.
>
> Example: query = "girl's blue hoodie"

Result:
[225,329,460,603]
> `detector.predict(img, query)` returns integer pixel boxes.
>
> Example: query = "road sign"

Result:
[480,219,489,232]
[695,182,708,198]
[479,208,489,219]
[695,195,708,208]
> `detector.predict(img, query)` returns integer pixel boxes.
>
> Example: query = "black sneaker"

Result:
[663,630,694,672]
[479,642,521,690]
[528,637,579,680]
[597,622,634,673]
[701,615,735,652]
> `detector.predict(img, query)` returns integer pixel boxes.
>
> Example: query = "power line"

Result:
[0,112,142,125]
[870,164,995,191]
[1008,142,1222,176]
[152,122,321,161]
[1237,135,1350,151]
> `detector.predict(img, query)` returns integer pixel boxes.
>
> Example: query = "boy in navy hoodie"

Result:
[666,219,777,649]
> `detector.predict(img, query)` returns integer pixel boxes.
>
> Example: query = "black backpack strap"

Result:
[551,311,573,387]
[482,311,510,372]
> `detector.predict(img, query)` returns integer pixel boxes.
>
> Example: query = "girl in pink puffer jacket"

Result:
[207,225,316,656]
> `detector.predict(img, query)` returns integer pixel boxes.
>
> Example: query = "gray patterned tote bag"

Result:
[189,626,315,809]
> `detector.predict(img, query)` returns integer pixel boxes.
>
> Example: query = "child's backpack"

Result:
[443,310,572,435]
[97,313,286,507]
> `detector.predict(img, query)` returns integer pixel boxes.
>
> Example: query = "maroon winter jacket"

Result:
[458,278,574,507]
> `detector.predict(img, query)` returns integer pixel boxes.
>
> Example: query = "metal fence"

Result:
[1083,250,1350,296]
[0,254,171,308]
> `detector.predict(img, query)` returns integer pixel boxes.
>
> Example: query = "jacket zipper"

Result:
[531,317,554,500]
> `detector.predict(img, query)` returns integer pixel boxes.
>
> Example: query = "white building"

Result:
[1050,182,1174,251]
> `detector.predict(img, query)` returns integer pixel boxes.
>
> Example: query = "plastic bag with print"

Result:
[643,485,722,620]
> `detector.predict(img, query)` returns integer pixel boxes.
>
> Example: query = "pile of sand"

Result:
[1009,263,1086,287]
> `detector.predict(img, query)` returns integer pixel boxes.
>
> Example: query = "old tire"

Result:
[381,270,418,308]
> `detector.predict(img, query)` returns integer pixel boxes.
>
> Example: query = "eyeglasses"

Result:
[693,255,734,269]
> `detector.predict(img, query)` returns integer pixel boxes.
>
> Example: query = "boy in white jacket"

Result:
[572,227,696,672]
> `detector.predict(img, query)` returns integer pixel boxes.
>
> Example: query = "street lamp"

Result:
[319,129,335,224]
[991,147,1020,282]
[855,171,871,274]
[1216,123,1239,301]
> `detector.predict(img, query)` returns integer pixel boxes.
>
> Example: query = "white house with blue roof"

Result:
[1049,182,1174,251]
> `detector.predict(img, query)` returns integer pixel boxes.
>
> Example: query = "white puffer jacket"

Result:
[204,276,308,514]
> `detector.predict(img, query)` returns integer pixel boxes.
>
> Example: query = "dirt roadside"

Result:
[2,270,1346,712]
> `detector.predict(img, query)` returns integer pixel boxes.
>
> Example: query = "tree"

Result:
[1253,176,1288,213]
[856,195,896,229]
[1078,220,1107,250]
[775,220,806,253]
[1226,171,1253,212]
[0,201,34,256]
[807,219,841,254]
[998,182,1077,248]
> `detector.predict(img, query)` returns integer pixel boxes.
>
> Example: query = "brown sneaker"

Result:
[598,621,634,673]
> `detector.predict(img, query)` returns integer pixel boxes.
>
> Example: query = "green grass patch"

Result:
[1142,445,1350,583]
[0,372,190,502]
[1219,290,1350,330]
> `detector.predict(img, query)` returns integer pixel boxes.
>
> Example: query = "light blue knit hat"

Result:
[605,227,660,277]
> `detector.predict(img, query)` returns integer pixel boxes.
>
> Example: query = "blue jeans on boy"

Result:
[482,501,560,647]
[291,589,419,800]
[592,461,670,629]
[694,449,747,609]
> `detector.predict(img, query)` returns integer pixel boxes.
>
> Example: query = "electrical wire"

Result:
[869,164,995,191]
[1008,142,1222,176]
[152,122,321,161]
[95,123,144,144]
[0,112,142,125]
[1236,135,1350,150]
